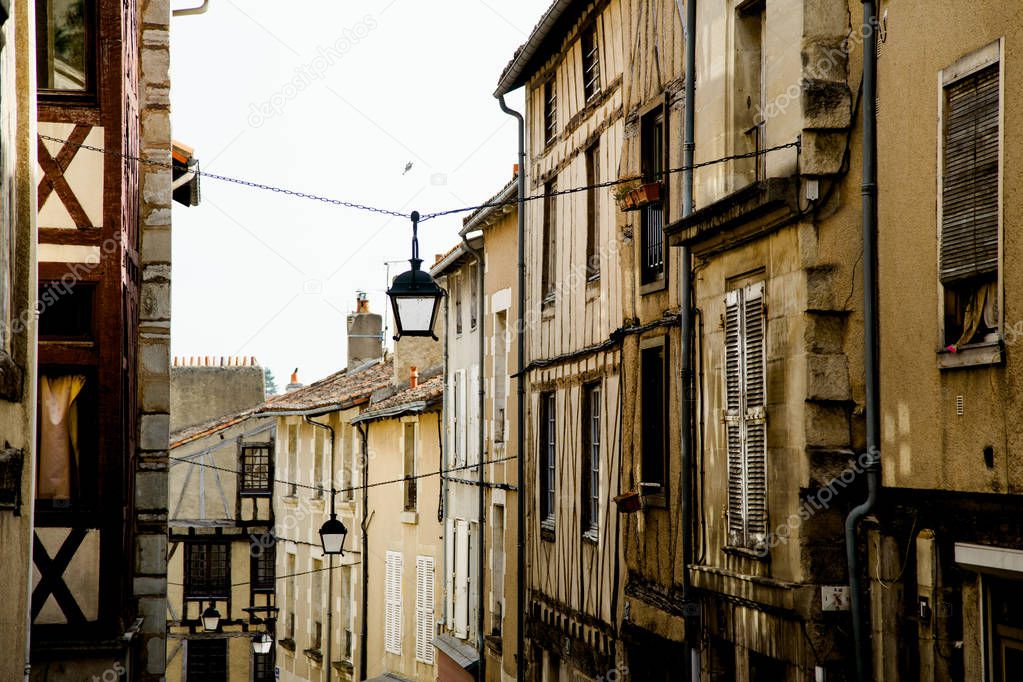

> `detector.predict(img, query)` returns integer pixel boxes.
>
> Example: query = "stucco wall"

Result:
[170,365,266,432]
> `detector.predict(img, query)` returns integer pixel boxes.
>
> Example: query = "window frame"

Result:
[403,419,418,512]
[541,180,558,302]
[640,106,667,289]
[454,272,463,336]
[184,541,230,600]
[469,262,479,330]
[935,39,1004,367]
[639,337,668,501]
[581,21,601,102]
[34,0,98,103]
[539,391,556,530]
[239,443,273,497]
[585,142,601,280]
[581,382,601,538]
[249,535,275,593]
[543,77,557,145]
[186,638,228,682]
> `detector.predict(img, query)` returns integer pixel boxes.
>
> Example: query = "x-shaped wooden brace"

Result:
[31,528,88,625]
[37,125,94,229]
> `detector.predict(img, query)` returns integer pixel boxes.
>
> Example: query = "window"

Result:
[940,45,1001,350]
[469,263,479,330]
[342,423,355,502]
[749,652,787,682]
[240,445,271,495]
[640,341,667,493]
[285,552,296,642]
[453,372,463,467]
[403,421,417,511]
[724,281,767,552]
[186,638,227,682]
[37,372,95,508]
[384,551,403,654]
[185,542,229,599]
[542,181,558,300]
[453,519,469,638]
[250,536,275,592]
[544,78,557,144]
[582,23,601,101]
[586,143,601,279]
[286,424,298,496]
[35,0,93,94]
[38,282,94,340]
[641,108,665,285]
[986,577,1023,682]
[341,564,353,661]
[454,273,463,335]
[582,383,601,535]
[494,311,508,443]
[491,505,505,636]
[734,0,766,183]
[468,522,479,641]
[313,429,324,498]
[415,555,435,664]
[311,558,323,650]
[253,650,274,682]
[539,392,556,526]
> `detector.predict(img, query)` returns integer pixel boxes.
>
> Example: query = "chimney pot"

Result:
[410,366,418,389]
[513,163,519,175]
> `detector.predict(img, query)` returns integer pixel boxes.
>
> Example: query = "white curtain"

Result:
[38,375,86,500]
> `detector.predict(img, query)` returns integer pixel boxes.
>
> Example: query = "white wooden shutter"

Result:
[445,519,455,626]
[940,63,1000,283]
[384,551,403,654]
[415,556,435,664]
[724,283,768,550]
[724,290,745,546]
[454,520,469,638]
[742,282,768,548]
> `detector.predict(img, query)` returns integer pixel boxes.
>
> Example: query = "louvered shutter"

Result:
[445,519,455,625]
[940,63,1000,283]
[724,290,745,546]
[415,556,435,664]
[384,551,402,654]
[454,520,469,638]
[742,282,768,549]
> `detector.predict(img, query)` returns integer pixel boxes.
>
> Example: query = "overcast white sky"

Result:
[168,0,548,388]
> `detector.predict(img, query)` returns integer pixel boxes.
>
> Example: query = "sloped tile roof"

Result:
[354,373,444,423]
[171,358,393,448]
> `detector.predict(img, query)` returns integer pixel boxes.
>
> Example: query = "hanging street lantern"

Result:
[386,211,445,340]
[201,602,222,632]
[319,513,348,555]
[252,631,273,655]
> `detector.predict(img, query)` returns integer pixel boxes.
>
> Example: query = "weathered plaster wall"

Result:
[170,365,266,432]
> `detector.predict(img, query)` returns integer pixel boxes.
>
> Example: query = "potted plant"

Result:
[632,181,661,205]
[614,491,641,513]
[611,180,641,212]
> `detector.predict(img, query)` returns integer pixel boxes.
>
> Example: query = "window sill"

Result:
[282,495,300,507]
[639,277,667,296]
[303,647,323,664]
[540,519,555,542]
[309,496,326,510]
[582,528,599,544]
[640,483,666,509]
[240,490,272,498]
[938,340,1003,369]
[280,638,296,653]
[401,510,418,525]
[723,544,770,562]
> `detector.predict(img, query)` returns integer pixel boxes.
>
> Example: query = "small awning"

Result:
[434,633,480,677]
[171,140,201,207]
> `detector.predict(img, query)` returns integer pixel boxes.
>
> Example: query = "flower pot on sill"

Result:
[632,182,661,206]
[614,491,641,514]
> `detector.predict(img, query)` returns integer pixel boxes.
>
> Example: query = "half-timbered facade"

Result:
[31,0,176,679]
[495,3,627,679]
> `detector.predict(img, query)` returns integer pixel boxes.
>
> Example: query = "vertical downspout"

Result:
[846,1,880,681]
[461,234,487,681]
[680,0,698,679]
[356,422,370,681]
[305,416,336,681]
[440,290,450,637]
[497,93,526,682]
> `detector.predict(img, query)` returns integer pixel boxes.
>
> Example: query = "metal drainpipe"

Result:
[305,415,336,680]
[356,422,370,681]
[462,233,487,680]
[846,1,880,680]
[496,93,526,682]
[680,0,698,678]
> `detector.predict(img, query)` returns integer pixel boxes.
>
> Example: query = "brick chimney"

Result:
[346,291,383,369]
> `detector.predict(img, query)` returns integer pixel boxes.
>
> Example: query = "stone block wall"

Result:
[136,0,172,678]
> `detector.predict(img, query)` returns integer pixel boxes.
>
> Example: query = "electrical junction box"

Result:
[821,585,851,611]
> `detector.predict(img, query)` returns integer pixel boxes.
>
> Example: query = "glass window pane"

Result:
[36,0,89,91]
